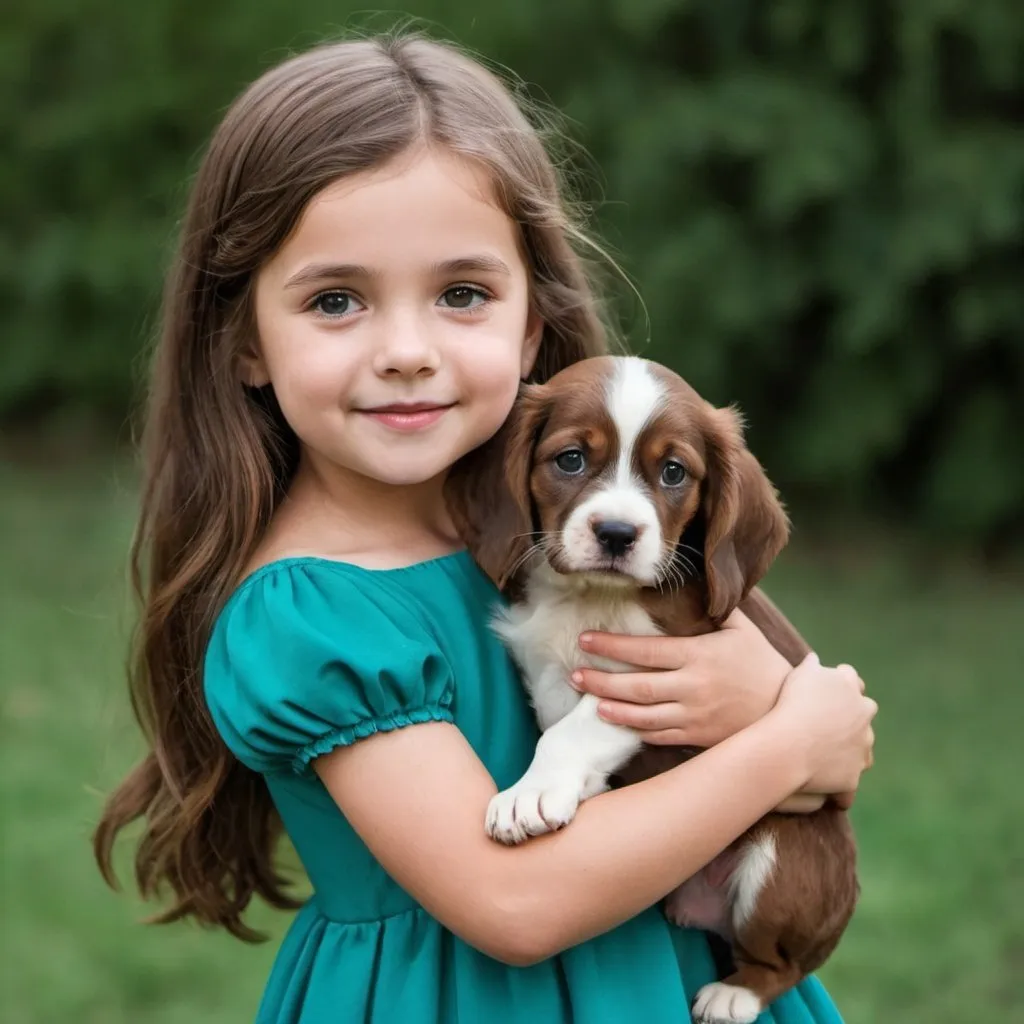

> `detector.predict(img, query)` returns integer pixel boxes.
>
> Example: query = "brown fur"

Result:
[447,355,859,1012]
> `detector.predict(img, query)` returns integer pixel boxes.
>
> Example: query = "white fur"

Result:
[487,563,664,843]
[483,694,637,844]
[607,357,666,486]
[487,359,673,843]
[729,831,777,932]
[558,358,668,584]
[692,982,762,1024]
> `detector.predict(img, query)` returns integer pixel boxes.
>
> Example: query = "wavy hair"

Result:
[94,30,617,938]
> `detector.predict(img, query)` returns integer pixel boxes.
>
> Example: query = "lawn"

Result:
[2,455,1021,1023]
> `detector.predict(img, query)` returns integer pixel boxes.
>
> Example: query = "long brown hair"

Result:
[94,31,617,938]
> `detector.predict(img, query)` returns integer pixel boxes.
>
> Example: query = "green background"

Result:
[2,2,1022,1021]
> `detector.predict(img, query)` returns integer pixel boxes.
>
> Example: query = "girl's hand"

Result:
[770,654,877,795]
[574,610,790,747]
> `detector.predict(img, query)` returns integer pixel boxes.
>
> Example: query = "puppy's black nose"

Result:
[593,520,638,557]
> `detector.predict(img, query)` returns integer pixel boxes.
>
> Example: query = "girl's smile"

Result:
[359,401,456,432]
[248,147,543,496]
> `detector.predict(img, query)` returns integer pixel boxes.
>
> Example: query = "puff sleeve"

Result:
[203,562,456,776]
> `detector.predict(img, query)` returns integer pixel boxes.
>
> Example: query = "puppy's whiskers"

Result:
[504,531,556,579]
[678,542,703,560]
[505,543,544,580]
[675,552,699,578]
[654,555,686,594]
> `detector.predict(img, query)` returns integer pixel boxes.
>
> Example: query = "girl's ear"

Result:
[520,312,545,380]
[240,360,271,388]
[238,337,271,388]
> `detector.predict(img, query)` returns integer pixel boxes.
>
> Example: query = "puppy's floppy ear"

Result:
[700,405,790,622]
[445,383,551,594]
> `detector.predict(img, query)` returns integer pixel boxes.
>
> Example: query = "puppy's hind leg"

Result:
[692,814,856,1024]
[691,831,797,1024]
[691,951,802,1024]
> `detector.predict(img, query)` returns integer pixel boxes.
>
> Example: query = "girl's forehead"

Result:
[314,146,496,205]
[265,148,523,282]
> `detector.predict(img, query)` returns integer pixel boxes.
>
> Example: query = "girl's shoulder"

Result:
[214,550,477,646]
[203,556,461,776]
[229,549,474,598]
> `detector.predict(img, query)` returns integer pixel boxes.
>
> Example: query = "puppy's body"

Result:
[495,562,665,732]
[487,565,662,833]
[447,356,858,1024]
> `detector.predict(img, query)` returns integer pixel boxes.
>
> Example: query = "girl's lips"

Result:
[360,405,453,432]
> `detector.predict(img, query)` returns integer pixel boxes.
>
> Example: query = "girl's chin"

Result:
[351,461,452,489]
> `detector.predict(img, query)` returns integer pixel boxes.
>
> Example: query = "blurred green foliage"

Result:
[4,0,1023,542]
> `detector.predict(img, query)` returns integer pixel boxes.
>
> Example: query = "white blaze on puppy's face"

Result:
[559,358,667,583]
[510,355,708,590]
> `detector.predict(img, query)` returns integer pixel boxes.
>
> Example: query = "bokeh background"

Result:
[3,2,1022,1022]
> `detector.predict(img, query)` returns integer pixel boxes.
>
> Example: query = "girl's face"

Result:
[250,148,543,492]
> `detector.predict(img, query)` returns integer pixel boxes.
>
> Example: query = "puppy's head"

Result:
[446,355,789,620]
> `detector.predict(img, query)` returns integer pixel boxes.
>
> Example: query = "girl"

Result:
[95,33,876,1024]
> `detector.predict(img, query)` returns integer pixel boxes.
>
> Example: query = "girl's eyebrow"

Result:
[436,255,512,278]
[283,254,512,290]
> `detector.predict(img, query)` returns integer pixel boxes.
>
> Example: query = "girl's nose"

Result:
[373,316,441,378]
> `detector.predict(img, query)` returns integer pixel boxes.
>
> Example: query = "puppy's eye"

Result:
[554,449,586,475]
[661,461,687,486]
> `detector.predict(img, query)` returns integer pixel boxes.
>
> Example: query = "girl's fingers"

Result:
[573,668,675,705]
[837,663,864,691]
[594,699,681,732]
[578,631,689,671]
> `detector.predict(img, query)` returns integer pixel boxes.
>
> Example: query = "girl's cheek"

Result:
[291,347,359,397]
[469,338,529,395]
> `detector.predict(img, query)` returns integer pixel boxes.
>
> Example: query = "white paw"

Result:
[485,776,582,845]
[692,982,761,1024]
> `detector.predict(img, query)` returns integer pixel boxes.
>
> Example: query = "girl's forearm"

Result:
[319,713,808,966]
[493,711,807,960]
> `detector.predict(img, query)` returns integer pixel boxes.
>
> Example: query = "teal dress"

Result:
[204,552,844,1024]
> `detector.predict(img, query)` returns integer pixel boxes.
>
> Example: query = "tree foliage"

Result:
[4,0,1022,541]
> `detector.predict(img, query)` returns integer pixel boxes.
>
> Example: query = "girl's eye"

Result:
[310,291,364,318]
[554,449,586,475]
[439,285,488,310]
[661,461,687,486]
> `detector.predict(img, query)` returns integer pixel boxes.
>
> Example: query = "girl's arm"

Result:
[574,609,796,747]
[315,656,874,966]
[573,609,859,808]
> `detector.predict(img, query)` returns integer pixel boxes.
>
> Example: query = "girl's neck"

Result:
[256,449,463,571]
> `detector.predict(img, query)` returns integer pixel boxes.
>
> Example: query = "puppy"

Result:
[446,355,858,1024]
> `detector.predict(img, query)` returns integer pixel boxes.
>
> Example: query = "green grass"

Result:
[2,457,1022,1023]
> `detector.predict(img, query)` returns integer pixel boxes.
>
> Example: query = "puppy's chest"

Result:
[493,592,664,730]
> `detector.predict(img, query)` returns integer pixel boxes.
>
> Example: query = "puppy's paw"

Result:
[485,776,582,845]
[692,983,761,1024]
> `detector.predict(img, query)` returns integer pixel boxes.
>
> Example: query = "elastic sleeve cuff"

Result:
[291,705,456,775]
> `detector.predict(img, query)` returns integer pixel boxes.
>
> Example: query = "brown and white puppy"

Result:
[446,355,858,1024]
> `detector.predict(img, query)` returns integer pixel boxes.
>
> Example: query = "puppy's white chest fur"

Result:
[493,564,664,731]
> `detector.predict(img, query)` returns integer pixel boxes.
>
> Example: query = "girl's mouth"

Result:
[360,403,455,432]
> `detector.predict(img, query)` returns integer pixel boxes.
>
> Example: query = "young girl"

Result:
[95,33,876,1024]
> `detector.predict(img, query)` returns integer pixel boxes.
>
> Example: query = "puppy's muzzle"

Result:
[592,519,640,558]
